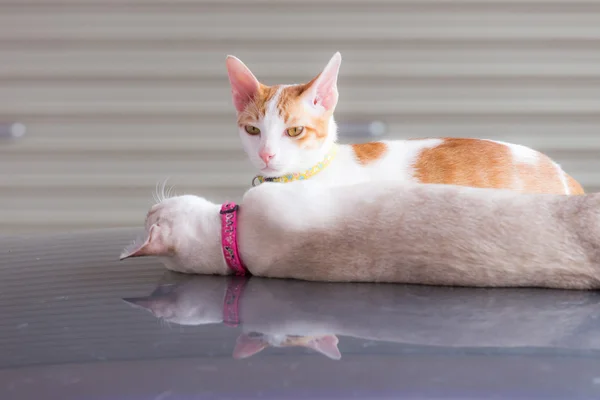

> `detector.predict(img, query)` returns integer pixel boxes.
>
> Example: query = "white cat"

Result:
[120,179,600,289]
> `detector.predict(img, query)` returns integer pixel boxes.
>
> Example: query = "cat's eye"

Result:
[286,126,305,137]
[245,125,261,135]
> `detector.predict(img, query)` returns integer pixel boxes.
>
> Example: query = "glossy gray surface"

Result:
[1,228,600,399]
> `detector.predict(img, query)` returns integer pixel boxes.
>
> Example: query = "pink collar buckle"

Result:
[220,202,250,276]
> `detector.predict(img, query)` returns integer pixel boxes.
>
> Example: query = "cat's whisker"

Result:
[159,179,168,202]
[165,184,175,200]
[152,177,175,204]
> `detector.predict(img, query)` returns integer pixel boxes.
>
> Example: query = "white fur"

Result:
[554,161,572,195]
[238,114,340,178]
[122,180,600,289]
[485,139,539,165]
[129,194,227,275]
[313,138,445,185]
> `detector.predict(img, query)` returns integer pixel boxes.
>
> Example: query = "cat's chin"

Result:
[259,166,284,177]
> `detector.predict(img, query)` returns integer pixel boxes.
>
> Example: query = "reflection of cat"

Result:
[124,276,341,359]
[124,274,600,360]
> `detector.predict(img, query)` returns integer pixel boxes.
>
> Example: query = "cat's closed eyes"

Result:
[225,52,583,195]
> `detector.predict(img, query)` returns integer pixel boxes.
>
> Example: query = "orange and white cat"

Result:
[225,52,584,194]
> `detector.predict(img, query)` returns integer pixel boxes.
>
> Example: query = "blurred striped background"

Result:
[1,0,600,233]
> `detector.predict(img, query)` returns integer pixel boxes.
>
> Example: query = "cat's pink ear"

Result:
[226,55,261,113]
[232,333,268,359]
[305,52,342,112]
[304,335,342,360]
[119,224,167,260]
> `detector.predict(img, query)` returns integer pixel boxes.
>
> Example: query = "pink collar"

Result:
[220,202,250,276]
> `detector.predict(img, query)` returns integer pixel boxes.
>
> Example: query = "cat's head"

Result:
[232,332,342,360]
[225,52,342,177]
[119,194,226,275]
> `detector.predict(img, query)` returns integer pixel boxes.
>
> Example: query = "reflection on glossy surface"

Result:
[123,272,600,360]
[124,275,343,360]
[4,229,600,398]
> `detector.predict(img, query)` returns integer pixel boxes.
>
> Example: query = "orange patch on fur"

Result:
[413,138,582,195]
[278,84,332,149]
[567,175,585,195]
[351,142,388,165]
[413,139,512,189]
[236,84,280,126]
[277,84,312,119]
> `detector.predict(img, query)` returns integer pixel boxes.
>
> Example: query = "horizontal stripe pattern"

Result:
[1,0,599,233]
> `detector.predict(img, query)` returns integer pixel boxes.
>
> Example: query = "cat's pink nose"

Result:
[259,150,275,164]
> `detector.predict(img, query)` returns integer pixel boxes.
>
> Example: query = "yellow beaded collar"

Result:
[253,144,339,185]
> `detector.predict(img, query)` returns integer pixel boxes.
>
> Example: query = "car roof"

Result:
[1,228,599,399]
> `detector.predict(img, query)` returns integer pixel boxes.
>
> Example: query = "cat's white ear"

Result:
[232,333,268,359]
[304,335,342,360]
[226,55,261,113]
[305,52,342,112]
[119,224,168,260]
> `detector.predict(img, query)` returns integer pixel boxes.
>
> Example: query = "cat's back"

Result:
[243,178,600,285]
[242,178,520,235]
[347,137,584,195]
